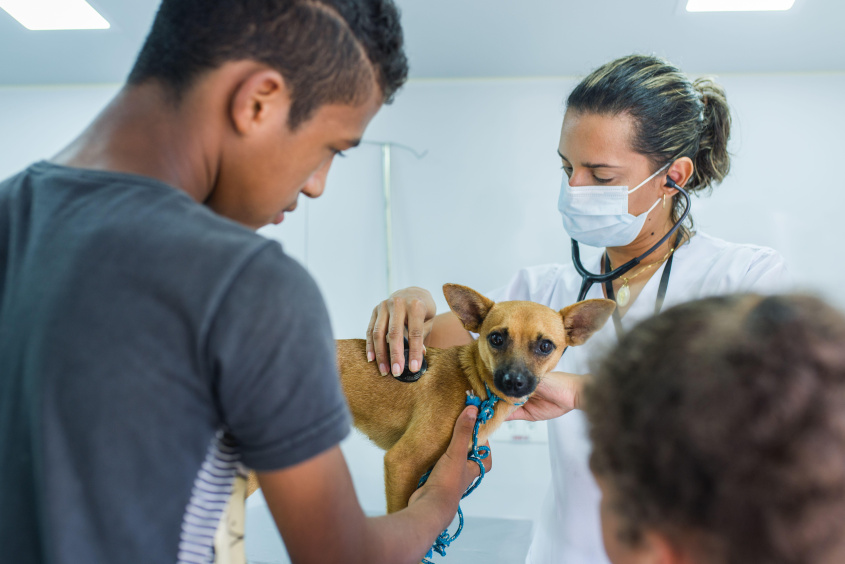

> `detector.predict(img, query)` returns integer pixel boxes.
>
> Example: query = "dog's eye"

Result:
[488,332,505,349]
[536,340,555,355]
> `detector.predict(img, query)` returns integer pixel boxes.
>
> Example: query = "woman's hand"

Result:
[366,287,436,377]
[506,372,587,422]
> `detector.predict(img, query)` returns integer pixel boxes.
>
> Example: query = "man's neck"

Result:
[50,83,217,204]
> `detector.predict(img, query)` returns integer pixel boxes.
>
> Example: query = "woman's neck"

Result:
[605,218,680,271]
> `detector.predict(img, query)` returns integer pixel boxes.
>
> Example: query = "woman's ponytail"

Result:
[691,77,732,194]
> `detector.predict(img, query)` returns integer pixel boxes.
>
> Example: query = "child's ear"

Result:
[443,284,495,333]
[640,528,688,564]
[560,299,616,346]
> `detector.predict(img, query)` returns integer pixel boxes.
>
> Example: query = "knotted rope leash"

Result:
[417,385,525,563]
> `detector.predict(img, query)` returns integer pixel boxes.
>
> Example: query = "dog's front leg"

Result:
[383,438,442,514]
[384,446,424,514]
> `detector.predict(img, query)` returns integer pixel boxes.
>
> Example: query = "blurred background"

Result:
[2,0,843,559]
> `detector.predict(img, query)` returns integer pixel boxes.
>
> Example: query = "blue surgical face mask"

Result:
[557,162,671,248]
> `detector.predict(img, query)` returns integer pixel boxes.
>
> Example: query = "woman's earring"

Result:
[663,194,667,209]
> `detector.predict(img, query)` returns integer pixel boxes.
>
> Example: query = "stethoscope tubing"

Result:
[574,180,691,301]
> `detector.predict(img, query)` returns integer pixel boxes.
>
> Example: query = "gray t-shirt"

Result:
[0,161,351,563]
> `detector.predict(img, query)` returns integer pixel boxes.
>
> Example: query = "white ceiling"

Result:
[0,0,843,86]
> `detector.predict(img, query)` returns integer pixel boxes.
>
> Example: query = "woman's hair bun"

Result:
[691,77,732,193]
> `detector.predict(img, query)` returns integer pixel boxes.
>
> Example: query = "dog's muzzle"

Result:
[493,365,538,398]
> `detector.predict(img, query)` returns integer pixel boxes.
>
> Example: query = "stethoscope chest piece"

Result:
[395,336,428,383]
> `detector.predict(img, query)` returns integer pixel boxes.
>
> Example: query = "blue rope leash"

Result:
[417,386,525,563]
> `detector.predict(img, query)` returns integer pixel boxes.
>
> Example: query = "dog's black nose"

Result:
[502,372,528,395]
[496,369,536,397]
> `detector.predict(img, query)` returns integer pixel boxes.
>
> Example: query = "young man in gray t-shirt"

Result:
[0,1,484,563]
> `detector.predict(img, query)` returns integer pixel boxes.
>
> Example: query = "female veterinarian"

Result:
[365,54,790,564]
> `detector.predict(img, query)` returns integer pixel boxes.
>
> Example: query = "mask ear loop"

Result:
[627,162,672,195]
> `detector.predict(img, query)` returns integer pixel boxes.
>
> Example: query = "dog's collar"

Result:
[466,384,526,409]
[487,384,527,407]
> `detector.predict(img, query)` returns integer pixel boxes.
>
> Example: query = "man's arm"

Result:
[258,405,486,564]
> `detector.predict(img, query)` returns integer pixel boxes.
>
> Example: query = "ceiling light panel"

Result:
[686,0,795,11]
[0,0,110,30]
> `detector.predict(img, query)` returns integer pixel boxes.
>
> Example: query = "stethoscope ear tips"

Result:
[665,177,680,189]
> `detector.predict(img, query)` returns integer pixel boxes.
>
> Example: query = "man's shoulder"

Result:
[1,161,305,299]
[44,163,278,265]
[232,239,320,304]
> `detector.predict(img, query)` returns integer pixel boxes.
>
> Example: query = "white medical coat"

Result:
[485,232,790,564]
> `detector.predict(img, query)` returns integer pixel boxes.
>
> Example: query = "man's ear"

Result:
[229,68,290,136]
[443,284,495,333]
[560,299,616,346]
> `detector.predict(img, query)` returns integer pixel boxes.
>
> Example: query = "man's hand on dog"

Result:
[407,405,493,513]
[506,372,586,421]
[367,287,437,377]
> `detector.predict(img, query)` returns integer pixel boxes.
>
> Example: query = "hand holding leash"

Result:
[407,405,492,512]
[409,404,494,563]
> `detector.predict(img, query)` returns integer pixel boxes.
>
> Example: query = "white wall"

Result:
[2,72,843,524]
[0,85,120,178]
[260,72,845,332]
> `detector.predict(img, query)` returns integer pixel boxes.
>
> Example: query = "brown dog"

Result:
[247,284,615,513]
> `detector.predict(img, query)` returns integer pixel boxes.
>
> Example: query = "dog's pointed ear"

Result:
[443,284,495,333]
[559,299,616,346]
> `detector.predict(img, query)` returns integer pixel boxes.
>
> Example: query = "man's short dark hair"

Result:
[128,0,408,129]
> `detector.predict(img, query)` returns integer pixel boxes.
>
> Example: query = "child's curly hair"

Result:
[584,294,845,564]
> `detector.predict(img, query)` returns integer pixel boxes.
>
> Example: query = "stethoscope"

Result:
[573,177,692,303]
